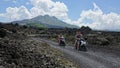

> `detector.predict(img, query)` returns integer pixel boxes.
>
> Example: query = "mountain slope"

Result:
[12,15,79,28]
[26,22,46,28]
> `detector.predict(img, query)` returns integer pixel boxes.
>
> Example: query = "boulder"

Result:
[96,37,110,45]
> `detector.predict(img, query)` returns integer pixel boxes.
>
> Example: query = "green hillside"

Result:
[26,22,46,28]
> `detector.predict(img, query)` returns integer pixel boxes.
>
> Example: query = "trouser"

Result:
[74,40,81,50]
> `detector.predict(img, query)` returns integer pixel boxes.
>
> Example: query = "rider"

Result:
[58,33,65,45]
[74,31,83,50]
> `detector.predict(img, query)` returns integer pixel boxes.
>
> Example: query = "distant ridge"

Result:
[12,15,79,28]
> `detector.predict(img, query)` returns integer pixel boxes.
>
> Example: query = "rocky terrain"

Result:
[0,23,120,68]
[0,23,78,68]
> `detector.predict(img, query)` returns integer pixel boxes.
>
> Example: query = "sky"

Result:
[0,0,120,31]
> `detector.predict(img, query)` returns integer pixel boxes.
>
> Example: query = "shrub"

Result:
[97,37,110,46]
[11,29,17,33]
[14,23,19,26]
[0,29,7,38]
[23,25,28,28]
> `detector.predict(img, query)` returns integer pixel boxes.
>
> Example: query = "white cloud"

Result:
[75,3,120,31]
[0,6,31,22]
[30,0,68,20]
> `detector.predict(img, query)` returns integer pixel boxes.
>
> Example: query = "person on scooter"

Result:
[58,33,66,46]
[74,31,83,50]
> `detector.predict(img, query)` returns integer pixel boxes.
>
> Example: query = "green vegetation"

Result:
[26,22,46,28]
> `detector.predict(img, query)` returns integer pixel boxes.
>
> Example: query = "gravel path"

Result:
[33,38,120,68]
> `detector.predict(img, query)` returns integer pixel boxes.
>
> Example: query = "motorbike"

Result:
[59,37,66,46]
[76,38,87,51]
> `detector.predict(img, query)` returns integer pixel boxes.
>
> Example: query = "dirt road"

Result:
[33,38,120,68]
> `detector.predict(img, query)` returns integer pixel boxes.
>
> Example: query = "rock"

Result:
[0,23,78,68]
[0,66,5,68]
[96,37,110,45]
[79,26,92,34]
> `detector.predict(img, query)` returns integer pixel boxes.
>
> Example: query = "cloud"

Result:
[75,3,120,31]
[0,6,31,22]
[30,0,68,20]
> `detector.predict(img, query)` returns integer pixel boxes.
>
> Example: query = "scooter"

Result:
[59,37,66,46]
[78,38,87,51]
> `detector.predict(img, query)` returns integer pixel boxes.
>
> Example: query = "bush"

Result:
[0,23,3,28]
[14,23,19,26]
[11,29,17,33]
[0,29,7,38]
[23,25,28,28]
[97,37,110,45]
